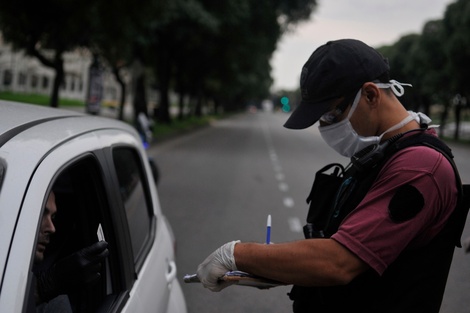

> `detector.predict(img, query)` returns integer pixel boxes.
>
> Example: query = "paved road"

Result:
[149,111,470,313]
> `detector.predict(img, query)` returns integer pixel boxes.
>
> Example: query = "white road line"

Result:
[273,164,282,173]
[283,197,295,208]
[275,173,285,181]
[269,152,278,162]
[278,182,289,192]
[263,121,299,234]
[288,217,303,233]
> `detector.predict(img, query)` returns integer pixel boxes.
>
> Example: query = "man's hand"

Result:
[197,240,239,292]
[37,241,109,302]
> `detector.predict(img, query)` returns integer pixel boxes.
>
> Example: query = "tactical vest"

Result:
[288,129,470,313]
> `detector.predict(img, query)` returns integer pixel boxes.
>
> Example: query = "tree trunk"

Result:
[178,93,185,120]
[439,101,449,138]
[131,59,148,124]
[133,74,147,123]
[194,93,203,117]
[156,84,171,123]
[154,40,172,124]
[28,45,64,108]
[454,101,462,140]
[50,55,64,108]
[113,66,127,121]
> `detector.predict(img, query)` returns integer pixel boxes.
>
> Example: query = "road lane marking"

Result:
[273,164,282,173]
[275,173,285,181]
[283,197,295,208]
[288,217,303,233]
[278,182,289,192]
[269,151,278,161]
[263,121,305,235]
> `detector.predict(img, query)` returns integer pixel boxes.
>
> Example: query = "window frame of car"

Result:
[106,144,157,273]
[29,151,134,312]
[23,142,157,312]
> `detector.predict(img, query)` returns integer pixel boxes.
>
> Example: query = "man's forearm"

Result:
[233,239,368,286]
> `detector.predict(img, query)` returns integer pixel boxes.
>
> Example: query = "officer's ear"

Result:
[362,82,381,108]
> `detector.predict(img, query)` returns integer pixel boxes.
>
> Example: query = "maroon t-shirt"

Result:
[332,131,458,275]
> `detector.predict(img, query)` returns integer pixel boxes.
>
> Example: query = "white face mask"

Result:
[319,81,415,158]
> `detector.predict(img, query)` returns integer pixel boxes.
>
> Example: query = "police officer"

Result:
[196,39,463,313]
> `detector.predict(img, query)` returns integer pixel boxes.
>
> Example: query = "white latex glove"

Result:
[197,240,240,292]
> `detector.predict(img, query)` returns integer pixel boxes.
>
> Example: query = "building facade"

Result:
[0,36,124,107]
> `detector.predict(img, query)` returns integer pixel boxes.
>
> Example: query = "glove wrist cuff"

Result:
[225,240,240,271]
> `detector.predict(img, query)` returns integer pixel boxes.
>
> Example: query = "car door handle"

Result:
[166,260,177,283]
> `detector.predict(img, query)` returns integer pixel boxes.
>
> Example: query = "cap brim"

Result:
[283,99,330,129]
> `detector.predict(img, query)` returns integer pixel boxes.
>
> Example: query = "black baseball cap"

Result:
[284,39,390,129]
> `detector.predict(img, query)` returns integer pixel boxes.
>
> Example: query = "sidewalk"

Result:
[64,105,470,142]
[440,122,470,141]
[65,104,181,122]
[64,105,134,122]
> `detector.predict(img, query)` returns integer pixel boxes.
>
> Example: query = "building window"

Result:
[18,72,27,86]
[3,70,13,86]
[70,76,76,92]
[31,75,38,88]
[42,76,49,89]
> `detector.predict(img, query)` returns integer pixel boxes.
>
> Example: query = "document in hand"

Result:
[183,271,286,289]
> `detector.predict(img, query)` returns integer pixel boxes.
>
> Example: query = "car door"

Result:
[1,127,178,312]
[97,130,177,313]
[0,130,112,312]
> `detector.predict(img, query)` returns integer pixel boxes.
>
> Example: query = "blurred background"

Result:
[0,0,468,141]
[2,1,470,312]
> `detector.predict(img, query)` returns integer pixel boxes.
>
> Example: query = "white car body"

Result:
[0,101,187,313]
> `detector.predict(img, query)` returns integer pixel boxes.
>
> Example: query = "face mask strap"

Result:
[381,114,416,138]
[374,80,412,97]
[345,89,363,120]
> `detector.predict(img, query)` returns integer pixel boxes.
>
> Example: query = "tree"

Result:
[442,0,470,139]
[0,0,97,107]
[88,0,168,122]
[411,20,453,134]
[377,34,421,110]
[150,0,318,123]
[376,0,470,140]
[0,0,318,121]
[150,0,218,123]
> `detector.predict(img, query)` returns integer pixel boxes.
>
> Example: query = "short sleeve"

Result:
[331,146,457,275]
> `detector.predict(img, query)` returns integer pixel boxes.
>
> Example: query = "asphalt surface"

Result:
[148,111,470,313]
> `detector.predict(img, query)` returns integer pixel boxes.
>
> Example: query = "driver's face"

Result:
[35,191,57,263]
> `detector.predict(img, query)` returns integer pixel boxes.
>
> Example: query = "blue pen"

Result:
[266,214,271,244]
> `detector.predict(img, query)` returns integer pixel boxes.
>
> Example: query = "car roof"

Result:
[0,100,81,142]
[0,100,136,145]
[0,100,140,205]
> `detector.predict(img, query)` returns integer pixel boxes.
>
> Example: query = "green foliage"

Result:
[153,115,214,137]
[0,0,318,117]
[0,0,99,107]
[442,0,470,94]
[376,0,470,139]
[377,0,470,103]
[0,92,84,107]
[146,0,318,122]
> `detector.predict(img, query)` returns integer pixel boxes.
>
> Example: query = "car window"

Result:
[31,155,127,313]
[112,147,154,268]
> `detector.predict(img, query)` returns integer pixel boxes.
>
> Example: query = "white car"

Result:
[0,101,187,313]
